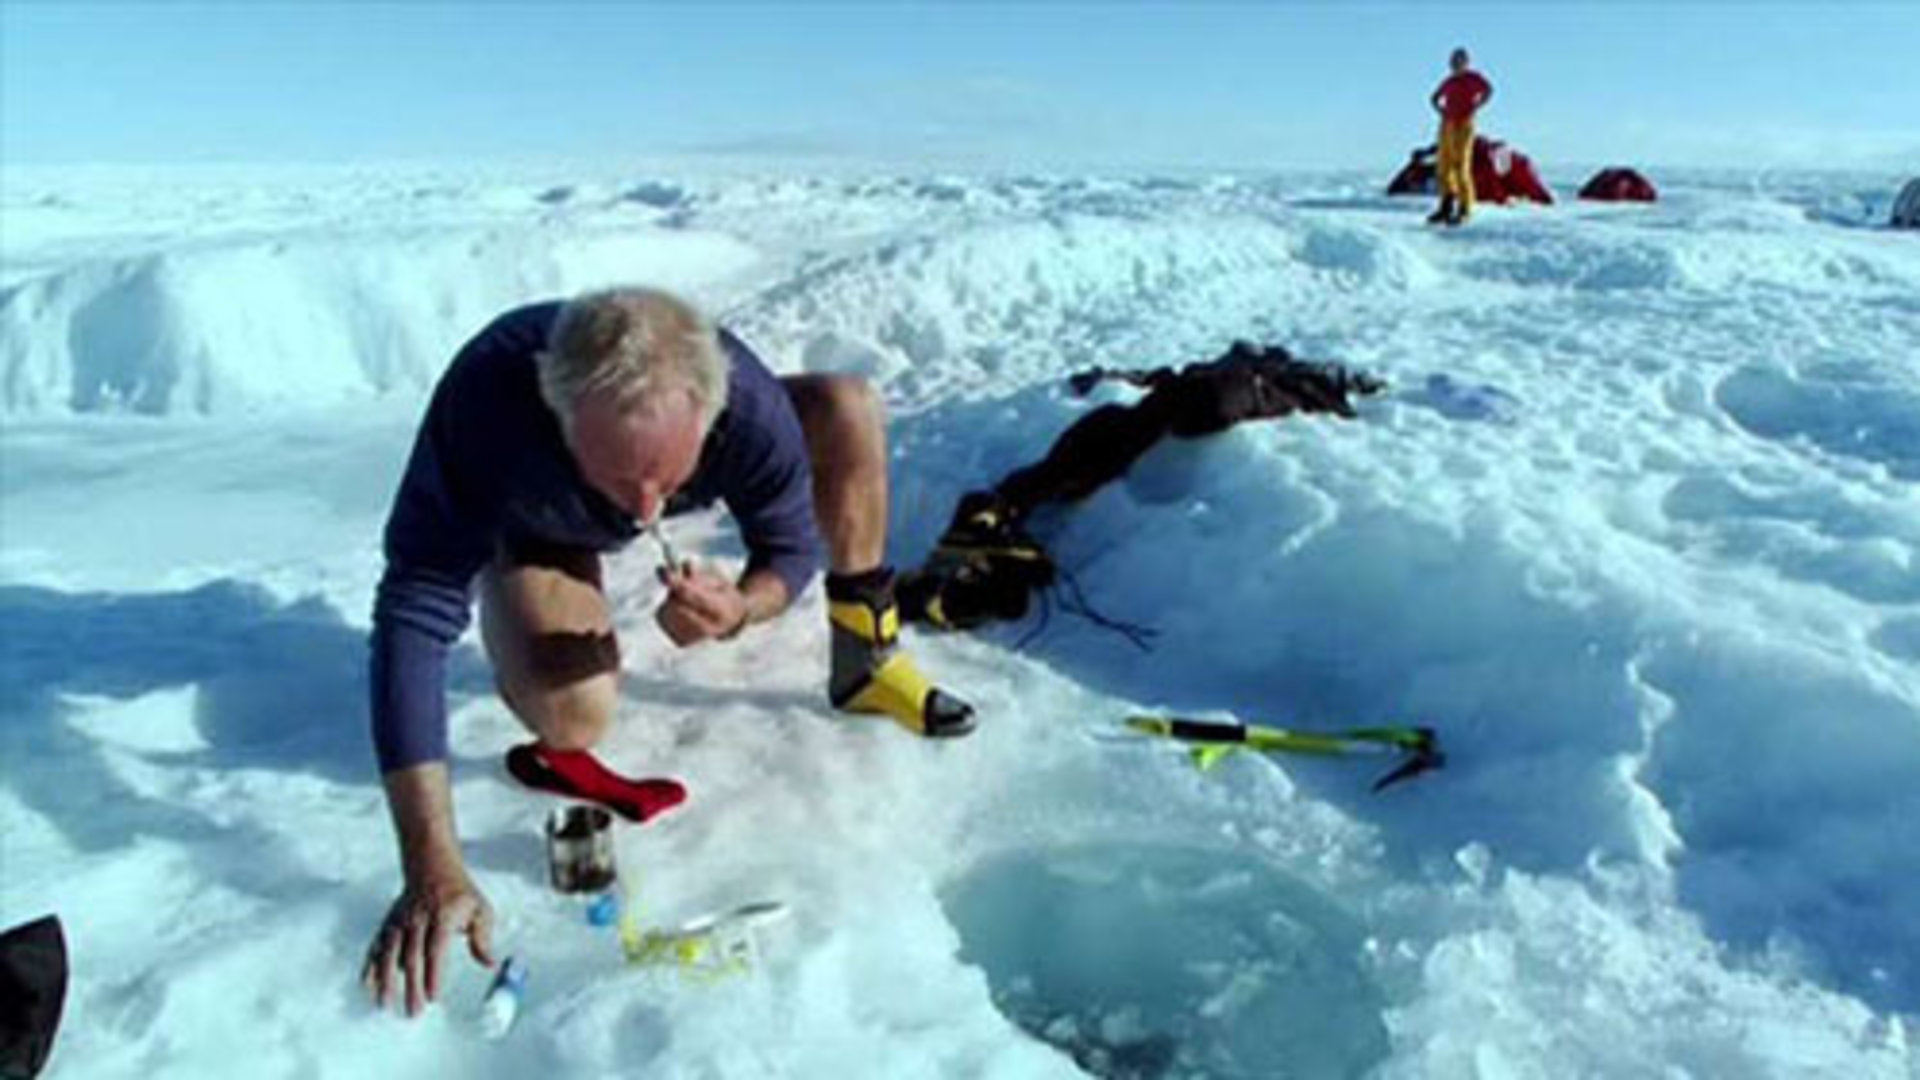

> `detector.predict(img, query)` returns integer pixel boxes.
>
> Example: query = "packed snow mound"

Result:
[741,216,1281,388]
[727,214,1437,411]
[0,226,758,415]
[17,169,1913,423]
[1440,211,1920,296]
[1376,861,1915,1078]
[1715,362,1920,482]
[885,363,1920,1008]
[3,173,1437,418]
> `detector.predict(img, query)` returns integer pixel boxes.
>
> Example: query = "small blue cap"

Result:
[586,892,621,927]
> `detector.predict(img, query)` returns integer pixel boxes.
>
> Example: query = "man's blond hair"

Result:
[537,287,729,435]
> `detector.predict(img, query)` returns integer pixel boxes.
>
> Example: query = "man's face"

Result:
[567,384,706,524]
[1450,50,1470,73]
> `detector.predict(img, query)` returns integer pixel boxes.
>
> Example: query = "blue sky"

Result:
[4,2,1916,171]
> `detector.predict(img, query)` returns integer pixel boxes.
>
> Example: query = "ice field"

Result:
[2,163,1916,1077]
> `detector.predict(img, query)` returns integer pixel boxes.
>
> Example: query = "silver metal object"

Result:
[647,519,682,572]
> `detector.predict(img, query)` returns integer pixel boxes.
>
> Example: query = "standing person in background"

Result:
[1429,47,1493,226]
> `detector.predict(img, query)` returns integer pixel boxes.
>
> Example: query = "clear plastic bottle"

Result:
[478,957,527,1039]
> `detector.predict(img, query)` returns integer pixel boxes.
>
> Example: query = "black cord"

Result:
[1013,583,1054,652]
[1049,565,1159,653]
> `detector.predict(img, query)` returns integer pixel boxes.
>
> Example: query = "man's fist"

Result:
[655,562,749,646]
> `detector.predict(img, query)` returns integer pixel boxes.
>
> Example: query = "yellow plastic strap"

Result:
[1191,744,1237,771]
[828,599,898,645]
[925,594,953,629]
[936,541,1046,563]
[843,652,933,735]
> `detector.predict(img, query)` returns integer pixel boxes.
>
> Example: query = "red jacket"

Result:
[1433,70,1492,122]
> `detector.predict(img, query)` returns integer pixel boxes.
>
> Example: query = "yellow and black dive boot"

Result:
[827,567,975,737]
[898,491,1055,631]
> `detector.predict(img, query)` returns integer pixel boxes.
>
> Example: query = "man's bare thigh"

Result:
[478,539,620,718]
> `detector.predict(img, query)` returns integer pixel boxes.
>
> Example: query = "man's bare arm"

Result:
[362,762,494,1017]
[735,566,793,630]
[384,762,464,880]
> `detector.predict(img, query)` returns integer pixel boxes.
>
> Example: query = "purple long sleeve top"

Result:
[369,301,823,772]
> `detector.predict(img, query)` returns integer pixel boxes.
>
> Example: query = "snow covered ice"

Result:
[2,163,1917,1078]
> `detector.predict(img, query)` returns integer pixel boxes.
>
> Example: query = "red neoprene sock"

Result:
[505,743,687,823]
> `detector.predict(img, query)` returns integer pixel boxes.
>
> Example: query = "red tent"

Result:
[1385,137,1553,205]
[1579,168,1658,202]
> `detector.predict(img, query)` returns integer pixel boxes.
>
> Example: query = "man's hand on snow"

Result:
[362,863,496,1018]
[655,562,749,645]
